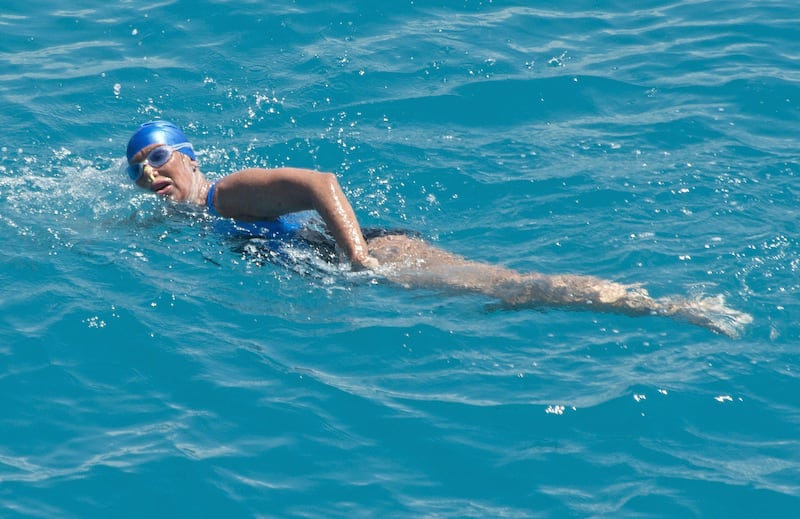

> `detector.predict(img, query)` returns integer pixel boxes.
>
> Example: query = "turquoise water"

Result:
[2,1,799,517]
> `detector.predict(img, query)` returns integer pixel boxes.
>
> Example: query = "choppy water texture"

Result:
[1,1,800,517]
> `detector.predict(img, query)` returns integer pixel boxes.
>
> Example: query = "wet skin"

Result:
[128,147,752,337]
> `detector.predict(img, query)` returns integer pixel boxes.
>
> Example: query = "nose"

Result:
[143,164,157,184]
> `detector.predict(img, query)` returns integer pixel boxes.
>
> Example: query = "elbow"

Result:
[317,171,339,190]
[312,171,344,199]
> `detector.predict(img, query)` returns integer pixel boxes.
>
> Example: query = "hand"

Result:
[352,254,380,272]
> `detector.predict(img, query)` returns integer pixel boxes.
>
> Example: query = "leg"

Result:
[367,234,752,338]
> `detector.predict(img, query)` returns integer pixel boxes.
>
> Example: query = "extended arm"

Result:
[367,234,753,338]
[211,167,377,269]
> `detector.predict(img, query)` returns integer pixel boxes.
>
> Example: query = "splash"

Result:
[658,294,754,339]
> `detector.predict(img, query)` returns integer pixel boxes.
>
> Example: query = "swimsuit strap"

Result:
[206,181,219,217]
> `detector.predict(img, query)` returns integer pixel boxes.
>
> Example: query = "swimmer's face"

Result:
[128,144,200,202]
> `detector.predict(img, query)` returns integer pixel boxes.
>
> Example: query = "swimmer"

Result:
[125,120,753,338]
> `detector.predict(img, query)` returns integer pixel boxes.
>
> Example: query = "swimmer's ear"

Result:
[182,154,199,171]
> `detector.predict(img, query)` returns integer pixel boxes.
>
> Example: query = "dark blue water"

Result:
[1,1,799,517]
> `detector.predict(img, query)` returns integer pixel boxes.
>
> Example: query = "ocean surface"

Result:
[1,1,799,517]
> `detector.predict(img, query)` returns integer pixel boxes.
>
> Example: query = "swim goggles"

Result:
[127,142,194,182]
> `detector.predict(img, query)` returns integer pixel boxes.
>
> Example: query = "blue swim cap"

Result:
[126,120,196,162]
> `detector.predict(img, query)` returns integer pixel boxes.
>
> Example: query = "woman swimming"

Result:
[125,120,753,338]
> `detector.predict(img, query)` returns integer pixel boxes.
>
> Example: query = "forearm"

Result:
[310,173,374,268]
[495,273,659,316]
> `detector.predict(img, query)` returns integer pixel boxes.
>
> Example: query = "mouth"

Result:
[151,180,173,195]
